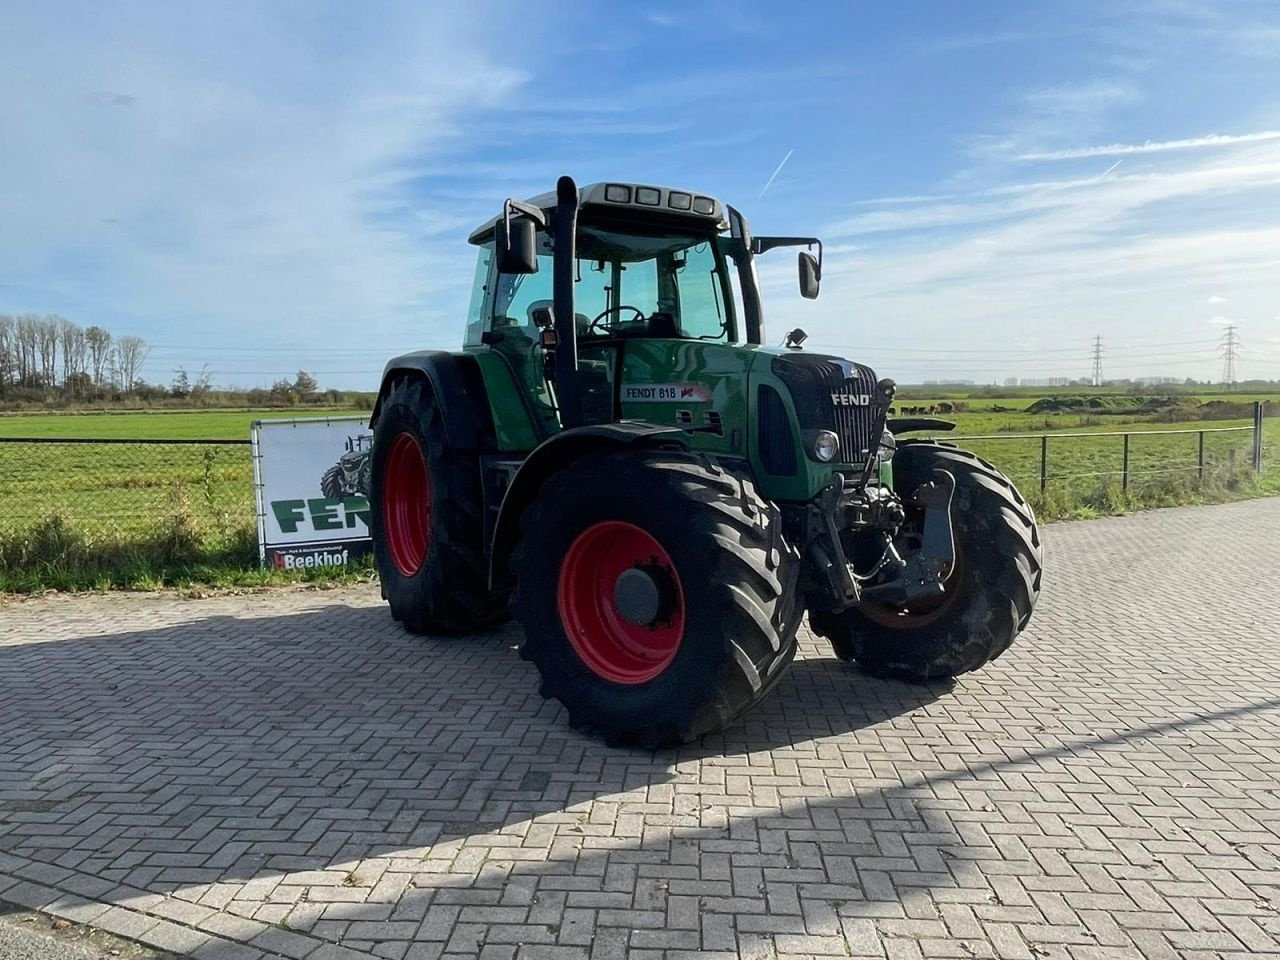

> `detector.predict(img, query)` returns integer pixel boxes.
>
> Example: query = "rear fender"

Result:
[488,422,688,591]
[371,351,494,450]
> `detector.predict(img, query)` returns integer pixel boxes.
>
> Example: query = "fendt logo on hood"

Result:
[831,390,872,406]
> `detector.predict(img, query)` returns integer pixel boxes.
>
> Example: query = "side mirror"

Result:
[498,216,538,275]
[799,251,821,299]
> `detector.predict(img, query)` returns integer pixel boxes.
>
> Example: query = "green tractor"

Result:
[369,176,1042,746]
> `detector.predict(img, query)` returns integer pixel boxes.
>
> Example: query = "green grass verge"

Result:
[0,513,377,594]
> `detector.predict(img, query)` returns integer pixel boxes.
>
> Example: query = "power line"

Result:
[1090,335,1104,387]
[804,338,1220,357]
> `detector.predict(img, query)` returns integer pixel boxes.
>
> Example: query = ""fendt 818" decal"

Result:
[623,383,712,403]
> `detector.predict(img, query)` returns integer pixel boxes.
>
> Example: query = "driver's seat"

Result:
[646,312,678,338]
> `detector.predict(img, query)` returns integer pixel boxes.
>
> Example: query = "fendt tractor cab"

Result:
[369,176,1042,746]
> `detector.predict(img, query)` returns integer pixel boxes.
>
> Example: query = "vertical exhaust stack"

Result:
[553,175,583,429]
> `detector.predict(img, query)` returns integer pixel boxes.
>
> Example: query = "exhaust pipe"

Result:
[552,175,583,428]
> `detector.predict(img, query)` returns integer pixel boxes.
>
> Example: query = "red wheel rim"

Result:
[557,521,685,685]
[382,432,431,576]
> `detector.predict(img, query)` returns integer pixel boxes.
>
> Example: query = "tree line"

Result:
[0,314,149,399]
[0,314,361,409]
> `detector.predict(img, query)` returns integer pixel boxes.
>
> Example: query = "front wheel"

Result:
[511,452,801,747]
[810,443,1043,680]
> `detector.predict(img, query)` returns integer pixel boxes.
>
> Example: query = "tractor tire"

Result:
[511,451,801,747]
[320,465,344,499]
[809,443,1042,681]
[370,375,507,635]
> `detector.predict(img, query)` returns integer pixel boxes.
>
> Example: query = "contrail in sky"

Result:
[1098,159,1123,179]
[758,148,794,199]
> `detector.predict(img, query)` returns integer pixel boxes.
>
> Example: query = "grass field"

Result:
[1,396,1276,592]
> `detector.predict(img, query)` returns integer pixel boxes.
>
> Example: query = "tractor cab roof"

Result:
[467,182,728,245]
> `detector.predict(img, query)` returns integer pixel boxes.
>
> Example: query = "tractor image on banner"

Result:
[368,177,1044,747]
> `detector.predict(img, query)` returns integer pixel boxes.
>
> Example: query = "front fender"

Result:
[488,422,688,591]
[886,417,955,435]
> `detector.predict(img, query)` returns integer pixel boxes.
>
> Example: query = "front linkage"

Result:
[785,382,959,617]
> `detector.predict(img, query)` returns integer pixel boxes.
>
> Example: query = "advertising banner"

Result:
[252,416,373,570]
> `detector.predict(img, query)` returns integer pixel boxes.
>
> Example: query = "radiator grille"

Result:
[771,354,884,465]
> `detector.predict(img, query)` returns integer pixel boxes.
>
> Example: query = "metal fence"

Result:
[956,417,1265,496]
[0,403,1268,546]
[0,437,254,543]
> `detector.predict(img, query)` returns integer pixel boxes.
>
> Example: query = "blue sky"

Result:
[2,0,1279,387]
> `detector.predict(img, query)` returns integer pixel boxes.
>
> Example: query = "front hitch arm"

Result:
[863,468,957,605]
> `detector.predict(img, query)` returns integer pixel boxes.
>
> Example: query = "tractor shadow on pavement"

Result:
[0,601,949,887]
[4,589,1280,956]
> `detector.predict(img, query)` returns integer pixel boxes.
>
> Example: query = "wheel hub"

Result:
[613,563,679,627]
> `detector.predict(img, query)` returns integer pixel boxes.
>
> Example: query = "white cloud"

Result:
[966,80,1144,164]
[645,11,680,27]
[826,149,1280,239]
[1017,130,1280,162]
[771,131,1280,381]
[0,4,527,385]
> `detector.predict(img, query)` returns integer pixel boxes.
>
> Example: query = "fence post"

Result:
[1122,433,1131,492]
[1254,401,1264,475]
[1198,430,1205,483]
[1039,435,1048,494]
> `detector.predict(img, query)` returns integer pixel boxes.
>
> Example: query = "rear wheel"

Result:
[370,375,506,635]
[810,443,1042,680]
[511,451,801,747]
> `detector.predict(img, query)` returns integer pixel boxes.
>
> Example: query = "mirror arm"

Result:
[753,235,823,268]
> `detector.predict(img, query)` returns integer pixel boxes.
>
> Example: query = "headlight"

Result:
[813,430,839,462]
[878,429,896,462]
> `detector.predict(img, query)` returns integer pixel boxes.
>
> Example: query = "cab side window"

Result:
[463,245,493,347]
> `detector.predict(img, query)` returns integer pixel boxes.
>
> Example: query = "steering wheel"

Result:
[586,305,646,336]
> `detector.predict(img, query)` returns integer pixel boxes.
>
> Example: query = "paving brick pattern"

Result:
[3,498,1280,960]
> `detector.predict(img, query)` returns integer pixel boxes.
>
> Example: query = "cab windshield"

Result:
[492,226,738,343]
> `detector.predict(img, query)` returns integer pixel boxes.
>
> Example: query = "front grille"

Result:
[756,384,797,475]
[771,353,885,465]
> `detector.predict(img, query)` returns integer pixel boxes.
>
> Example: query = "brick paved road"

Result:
[2,498,1280,960]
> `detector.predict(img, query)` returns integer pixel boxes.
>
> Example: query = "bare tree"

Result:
[0,315,13,389]
[36,315,60,385]
[114,335,149,392]
[58,317,86,388]
[15,314,40,386]
[84,326,112,387]
[192,364,214,398]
